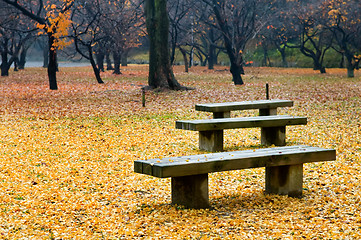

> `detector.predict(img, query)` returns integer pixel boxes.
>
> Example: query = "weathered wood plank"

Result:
[195,99,293,113]
[134,146,336,178]
[175,115,307,131]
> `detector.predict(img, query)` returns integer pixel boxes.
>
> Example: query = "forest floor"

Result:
[0,65,361,239]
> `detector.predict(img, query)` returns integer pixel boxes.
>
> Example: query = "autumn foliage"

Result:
[0,66,360,238]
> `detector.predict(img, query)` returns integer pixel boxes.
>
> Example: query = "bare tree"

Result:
[0,3,34,76]
[70,0,105,84]
[201,0,270,85]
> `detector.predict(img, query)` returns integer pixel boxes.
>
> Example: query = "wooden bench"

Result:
[134,145,336,208]
[176,115,307,152]
[195,99,294,118]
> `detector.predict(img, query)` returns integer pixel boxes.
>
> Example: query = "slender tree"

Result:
[70,0,106,84]
[201,0,270,85]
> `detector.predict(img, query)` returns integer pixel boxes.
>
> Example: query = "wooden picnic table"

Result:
[195,99,294,118]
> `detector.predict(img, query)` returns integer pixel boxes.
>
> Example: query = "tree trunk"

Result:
[347,67,354,78]
[262,42,270,67]
[89,47,104,84]
[230,62,244,85]
[18,46,28,69]
[145,0,184,90]
[211,1,243,85]
[113,51,121,74]
[275,44,288,68]
[208,44,215,70]
[106,53,114,70]
[313,60,326,74]
[1,50,9,76]
[199,52,207,66]
[121,49,129,67]
[170,30,177,65]
[13,57,19,71]
[179,46,188,73]
[189,47,194,68]
[48,34,58,90]
[281,50,288,68]
[96,52,105,72]
[0,38,21,76]
[339,53,345,68]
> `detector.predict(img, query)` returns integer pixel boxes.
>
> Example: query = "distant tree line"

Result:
[1,0,360,89]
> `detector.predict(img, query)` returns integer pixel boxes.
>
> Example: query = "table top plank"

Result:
[134,146,336,178]
[195,99,293,112]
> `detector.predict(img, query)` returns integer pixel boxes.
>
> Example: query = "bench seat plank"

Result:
[175,115,307,131]
[134,146,336,178]
[195,99,293,113]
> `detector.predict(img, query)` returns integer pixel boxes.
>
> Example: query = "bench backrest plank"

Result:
[134,146,336,178]
[176,115,307,131]
[195,100,293,113]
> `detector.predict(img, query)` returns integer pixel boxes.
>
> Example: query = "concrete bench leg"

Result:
[199,130,223,152]
[171,174,209,209]
[265,164,303,198]
[213,111,230,118]
[261,126,286,146]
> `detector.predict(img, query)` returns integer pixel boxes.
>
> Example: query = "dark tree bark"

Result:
[1,37,10,76]
[121,48,129,67]
[345,51,356,78]
[47,34,58,90]
[211,0,244,85]
[208,44,215,70]
[275,44,288,68]
[73,36,105,84]
[262,41,272,67]
[178,46,188,72]
[89,46,104,83]
[96,52,105,72]
[113,51,121,74]
[18,46,28,69]
[13,57,18,71]
[145,0,186,90]
[339,53,345,68]
[106,52,114,70]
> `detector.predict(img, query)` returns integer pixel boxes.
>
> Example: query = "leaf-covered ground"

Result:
[0,66,360,239]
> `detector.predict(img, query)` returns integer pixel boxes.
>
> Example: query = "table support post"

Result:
[213,111,230,118]
[171,174,210,209]
[199,130,224,152]
[259,108,277,116]
[261,126,286,146]
[265,164,303,198]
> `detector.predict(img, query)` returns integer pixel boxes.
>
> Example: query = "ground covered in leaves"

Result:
[0,65,360,239]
